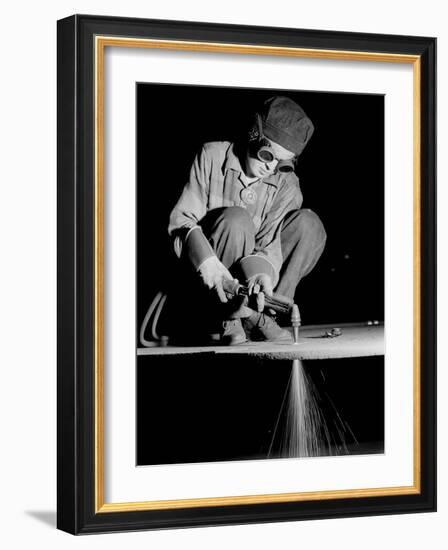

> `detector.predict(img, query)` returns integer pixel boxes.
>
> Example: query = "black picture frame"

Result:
[57,14,436,535]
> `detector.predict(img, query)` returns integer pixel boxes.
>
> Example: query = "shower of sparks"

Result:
[268,359,358,459]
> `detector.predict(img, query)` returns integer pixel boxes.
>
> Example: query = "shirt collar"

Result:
[223,143,280,188]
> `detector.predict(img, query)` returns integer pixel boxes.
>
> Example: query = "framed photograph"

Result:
[57,14,436,534]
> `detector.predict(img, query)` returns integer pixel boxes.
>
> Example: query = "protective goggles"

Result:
[250,114,297,173]
[256,140,296,173]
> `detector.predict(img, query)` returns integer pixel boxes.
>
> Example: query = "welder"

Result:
[168,96,326,345]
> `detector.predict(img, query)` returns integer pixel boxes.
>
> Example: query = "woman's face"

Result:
[244,137,296,179]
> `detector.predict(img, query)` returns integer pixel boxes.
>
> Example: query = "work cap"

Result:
[260,96,314,156]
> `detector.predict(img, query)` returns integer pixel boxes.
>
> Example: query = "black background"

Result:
[137,83,384,329]
[136,84,384,466]
[137,355,384,465]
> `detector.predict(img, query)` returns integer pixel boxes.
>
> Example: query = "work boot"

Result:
[220,319,247,346]
[243,311,292,342]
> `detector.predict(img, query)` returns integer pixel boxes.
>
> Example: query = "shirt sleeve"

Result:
[167,145,216,266]
[168,145,211,236]
[253,174,303,285]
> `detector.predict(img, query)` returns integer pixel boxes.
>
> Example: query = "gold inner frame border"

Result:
[94,36,421,513]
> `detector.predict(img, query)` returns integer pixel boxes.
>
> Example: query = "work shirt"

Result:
[168,141,303,283]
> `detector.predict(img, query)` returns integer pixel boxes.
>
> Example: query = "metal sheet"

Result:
[137,323,384,360]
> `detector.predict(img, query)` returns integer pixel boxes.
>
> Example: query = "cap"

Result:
[259,96,314,156]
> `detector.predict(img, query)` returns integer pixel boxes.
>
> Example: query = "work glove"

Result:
[198,256,234,304]
[246,273,273,312]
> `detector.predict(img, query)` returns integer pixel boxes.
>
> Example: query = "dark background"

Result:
[137,356,384,465]
[136,84,384,466]
[137,83,384,330]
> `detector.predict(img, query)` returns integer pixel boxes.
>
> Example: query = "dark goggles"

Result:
[250,114,297,173]
[256,142,296,173]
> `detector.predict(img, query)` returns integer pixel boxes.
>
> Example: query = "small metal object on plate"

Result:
[325,327,342,338]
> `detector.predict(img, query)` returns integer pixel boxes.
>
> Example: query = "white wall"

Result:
[0,1,445,548]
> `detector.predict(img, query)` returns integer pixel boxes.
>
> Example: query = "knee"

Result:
[287,209,327,243]
[217,206,255,233]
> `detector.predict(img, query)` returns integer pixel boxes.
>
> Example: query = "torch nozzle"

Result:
[291,304,301,344]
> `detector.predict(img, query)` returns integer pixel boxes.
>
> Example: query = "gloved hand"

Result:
[198,256,234,303]
[246,273,273,312]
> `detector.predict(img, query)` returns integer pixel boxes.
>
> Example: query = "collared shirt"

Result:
[168,141,303,281]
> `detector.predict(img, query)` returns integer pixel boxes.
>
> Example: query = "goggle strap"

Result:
[256,113,264,140]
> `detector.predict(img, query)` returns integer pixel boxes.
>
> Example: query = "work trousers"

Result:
[199,206,327,301]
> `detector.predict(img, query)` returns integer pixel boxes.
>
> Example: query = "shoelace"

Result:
[257,313,277,327]
[257,313,267,327]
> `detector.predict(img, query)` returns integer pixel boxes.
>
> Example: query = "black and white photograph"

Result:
[53,11,436,536]
[136,84,385,466]
[0,0,442,543]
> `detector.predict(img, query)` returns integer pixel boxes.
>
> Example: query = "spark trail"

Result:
[268,359,357,458]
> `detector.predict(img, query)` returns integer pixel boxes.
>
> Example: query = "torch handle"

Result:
[222,279,293,315]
